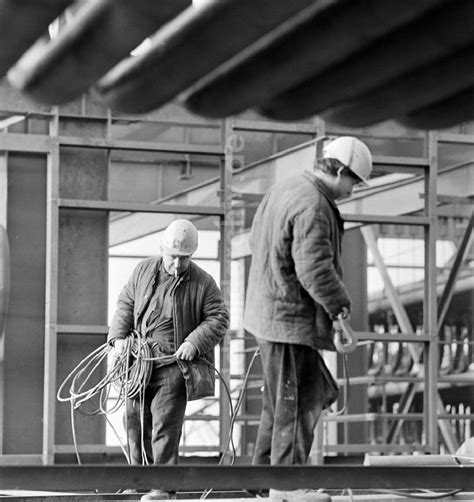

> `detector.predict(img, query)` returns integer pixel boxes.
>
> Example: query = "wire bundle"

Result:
[57,333,261,499]
[57,330,154,415]
[57,331,160,463]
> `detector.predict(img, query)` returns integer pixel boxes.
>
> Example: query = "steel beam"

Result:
[424,132,439,453]
[385,383,418,444]
[344,214,429,225]
[232,118,318,134]
[361,227,421,361]
[0,133,223,156]
[97,0,323,114]
[185,0,448,119]
[108,182,222,247]
[218,121,233,461]
[340,374,473,387]
[56,325,109,335]
[438,132,474,145]
[7,0,191,105]
[372,155,428,168]
[109,140,473,250]
[43,140,60,465]
[0,152,6,455]
[0,133,51,153]
[58,198,224,216]
[58,136,223,155]
[365,455,463,466]
[357,332,429,342]
[324,444,427,454]
[0,0,74,76]
[437,212,474,331]
[361,221,458,452]
[0,465,473,491]
[0,455,43,466]
[108,140,449,247]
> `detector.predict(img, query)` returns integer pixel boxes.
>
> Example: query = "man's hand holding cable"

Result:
[112,338,126,358]
[175,341,198,361]
[332,306,350,333]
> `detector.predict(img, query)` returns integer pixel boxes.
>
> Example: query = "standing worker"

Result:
[244,136,372,501]
[109,219,229,501]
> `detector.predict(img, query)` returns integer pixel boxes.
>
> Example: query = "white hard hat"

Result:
[161,219,198,256]
[323,136,372,186]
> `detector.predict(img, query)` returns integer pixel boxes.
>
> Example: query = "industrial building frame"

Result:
[0,100,473,468]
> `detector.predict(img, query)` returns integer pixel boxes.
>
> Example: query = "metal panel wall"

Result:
[55,146,109,448]
[3,153,47,454]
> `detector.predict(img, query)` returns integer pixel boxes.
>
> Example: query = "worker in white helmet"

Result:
[108,219,229,501]
[244,136,372,501]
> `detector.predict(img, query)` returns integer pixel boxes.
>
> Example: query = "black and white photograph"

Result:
[0,1,473,501]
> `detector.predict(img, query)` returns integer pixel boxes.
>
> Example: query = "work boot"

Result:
[269,488,331,501]
[140,489,176,500]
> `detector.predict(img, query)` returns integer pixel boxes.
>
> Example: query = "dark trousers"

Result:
[125,363,187,465]
[253,339,337,465]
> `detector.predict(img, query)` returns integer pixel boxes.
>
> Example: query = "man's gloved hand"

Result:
[175,341,198,361]
[339,306,350,319]
[112,338,126,358]
[332,306,350,332]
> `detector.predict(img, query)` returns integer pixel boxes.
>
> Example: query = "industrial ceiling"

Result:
[0,0,473,129]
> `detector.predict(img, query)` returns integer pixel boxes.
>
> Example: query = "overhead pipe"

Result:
[185,0,447,118]
[323,44,474,127]
[260,0,474,122]
[7,0,191,105]
[96,0,317,114]
[0,0,74,76]
[399,87,474,130]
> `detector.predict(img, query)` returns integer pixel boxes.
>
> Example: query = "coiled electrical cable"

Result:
[58,338,467,499]
[57,331,155,411]
[57,330,158,463]
[57,330,249,475]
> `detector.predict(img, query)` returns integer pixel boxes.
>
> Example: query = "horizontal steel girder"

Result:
[109,150,473,248]
[107,140,474,251]
[0,465,473,492]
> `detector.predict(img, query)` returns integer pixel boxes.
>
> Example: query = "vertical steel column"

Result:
[43,111,60,465]
[313,116,326,141]
[0,153,7,222]
[218,119,233,460]
[311,121,329,460]
[0,151,7,455]
[423,132,439,452]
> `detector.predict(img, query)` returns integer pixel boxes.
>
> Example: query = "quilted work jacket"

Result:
[244,171,351,351]
[108,257,229,400]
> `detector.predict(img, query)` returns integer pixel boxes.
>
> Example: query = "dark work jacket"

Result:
[108,257,229,400]
[244,171,351,351]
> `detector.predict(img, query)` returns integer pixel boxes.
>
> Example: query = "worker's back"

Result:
[243,171,350,351]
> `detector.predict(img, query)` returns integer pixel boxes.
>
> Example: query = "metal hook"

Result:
[333,313,358,354]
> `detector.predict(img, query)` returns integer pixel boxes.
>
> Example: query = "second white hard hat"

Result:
[161,219,198,256]
[323,136,372,186]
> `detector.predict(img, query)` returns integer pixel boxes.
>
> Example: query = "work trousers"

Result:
[253,339,337,465]
[125,363,187,465]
